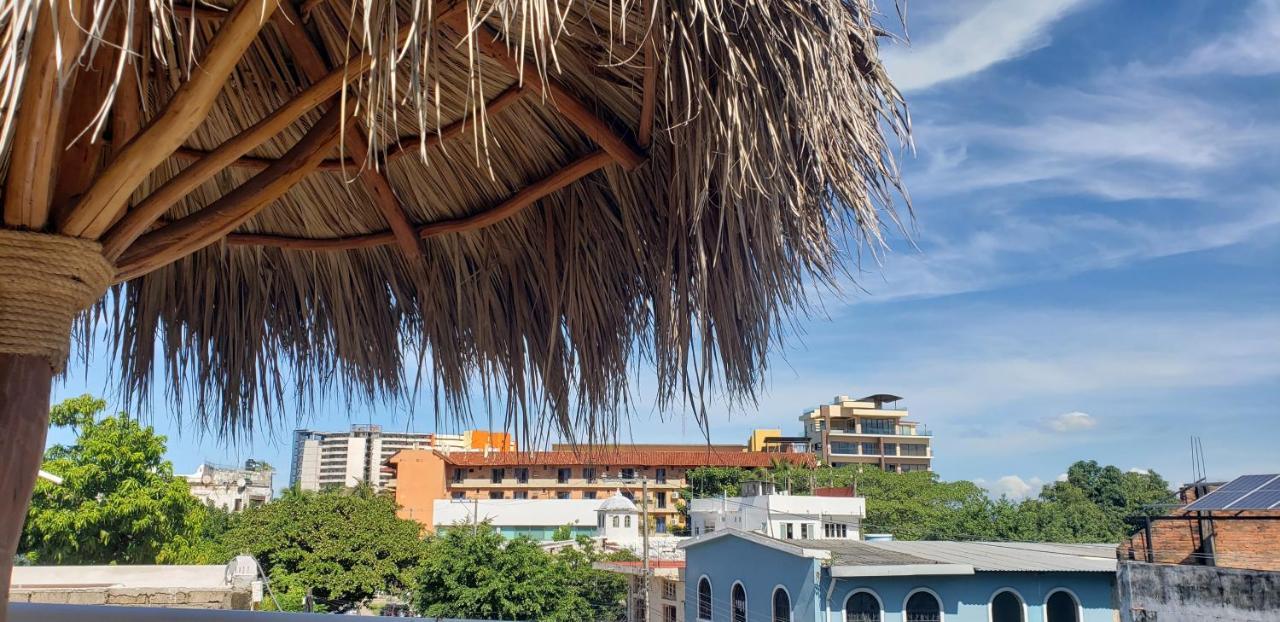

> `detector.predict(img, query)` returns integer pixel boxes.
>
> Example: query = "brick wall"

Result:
[1118,484,1280,571]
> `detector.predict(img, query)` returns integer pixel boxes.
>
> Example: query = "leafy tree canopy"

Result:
[22,395,211,564]
[218,486,426,613]
[415,525,628,622]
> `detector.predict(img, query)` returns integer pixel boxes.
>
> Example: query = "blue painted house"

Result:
[680,530,1117,622]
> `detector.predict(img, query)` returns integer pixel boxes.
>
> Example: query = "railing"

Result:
[8,604,525,622]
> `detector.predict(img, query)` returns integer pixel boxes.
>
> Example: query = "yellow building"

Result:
[799,394,932,472]
[746,428,782,452]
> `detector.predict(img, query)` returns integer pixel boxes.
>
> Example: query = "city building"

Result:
[688,480,865,540]
[9,556,261,610]
[1115,474,1280,621]
[387,448,816,533]
[800,394,933,472]
[289,425,514,491]
[183,461,273,512]
[681,529,1117,622]
[431,498,603,539]
[595,559,687,622]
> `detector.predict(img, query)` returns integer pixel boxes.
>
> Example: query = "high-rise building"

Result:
[799,394,933,472]
[289,425,514,491]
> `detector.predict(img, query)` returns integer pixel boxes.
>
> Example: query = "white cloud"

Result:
[1043,411,1096,433]
[1128,468,1151,475]
[979,475,1046,500]
[1174,0,1280,76]
[883,0,1089,92]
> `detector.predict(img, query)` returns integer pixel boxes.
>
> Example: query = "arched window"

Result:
[772,587,791,622]
[844,590,881,622]
[1045,590,1079,622]
[732,582,747,622]
[697,578,712,621]
[990,590,1024,622]
[905,590,942,622]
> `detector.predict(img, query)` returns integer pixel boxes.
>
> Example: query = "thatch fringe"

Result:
[3,0,909,446]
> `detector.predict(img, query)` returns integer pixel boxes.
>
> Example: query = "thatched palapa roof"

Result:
[0,0,909,443]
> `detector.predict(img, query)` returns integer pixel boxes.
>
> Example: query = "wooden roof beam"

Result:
[468,23,647,171]
[219,148,613,251]
[170,84,527,172]
[100,19,417,261]
[60,0,281,239]
[272,1,421,258]
[115,104,345,281]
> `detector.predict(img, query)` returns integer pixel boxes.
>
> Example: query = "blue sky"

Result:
[51,0,1280,499]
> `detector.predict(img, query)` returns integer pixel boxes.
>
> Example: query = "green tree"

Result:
[415,525,627,621]
[1036,460,1175,540]
[22,395,212,564]
[217,486,425,612]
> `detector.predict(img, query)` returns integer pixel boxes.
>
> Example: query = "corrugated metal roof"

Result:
[438,450,815,468]
[863,541,1116,572]
[790,539,939,566]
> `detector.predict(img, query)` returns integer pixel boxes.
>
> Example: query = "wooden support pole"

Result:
[0,355,54,620]
[115,105,346,281]
[470,24,646,171]
[3,0,86,230]
[51,3,131,224]
[100,17,423,261]
[172,147,356,172]
[216,149,612,251]
[272,1,421,257]
[59,0,281,239]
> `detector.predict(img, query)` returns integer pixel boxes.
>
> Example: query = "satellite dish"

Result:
[237,477,248,488]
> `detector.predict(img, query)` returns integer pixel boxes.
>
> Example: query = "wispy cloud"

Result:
[1043,411,1096,433]
[883,0,1089,92]
[1169,0,1280,76]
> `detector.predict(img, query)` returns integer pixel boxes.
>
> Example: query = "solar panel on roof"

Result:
[1232,489,1280,510]
[1184,474,1280,511]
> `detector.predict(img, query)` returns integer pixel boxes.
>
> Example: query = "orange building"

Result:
[387,449,815,533]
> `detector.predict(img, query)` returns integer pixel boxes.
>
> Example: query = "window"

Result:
[612,516,620,528]
[488,491,503,499]
[1045,590,1079,622]
[697,578,712,621]
[623,490,635,500]
[656,468,667,484]
[624,515,632,528]
[584,491,597,500]
[824,522,847,538]
[844,590,881,622]
[451,491,466,500]
[557,467,571,483]
[783,522,794,539]
[452,468,464,483]
[664,604,677,622]
[731,582,747,622]
[491,468,505,484]
[598,514,605,528]
[583,467,597,482]
[830,441,857,455]
[764,587,787,622]
[556,491,571,500]
[861,442,879,455]
[901,444,929,457]
[622,468,636,479]
[515,467,529,484]
[663,580,677,600]
[655,517,667,533]
[513,491,529,499]
[801,523,812,539]
[905,590,942,622]
[882,443,897,456]
[656,491,667,508]
[991,590,1024,622]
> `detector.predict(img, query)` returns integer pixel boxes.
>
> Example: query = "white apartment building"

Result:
[800,393,933,472]
[688,481,865,540]
[290,425,513,491]
[184,462,273,512]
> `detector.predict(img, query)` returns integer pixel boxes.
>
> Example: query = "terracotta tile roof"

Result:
[436,449,816,468]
